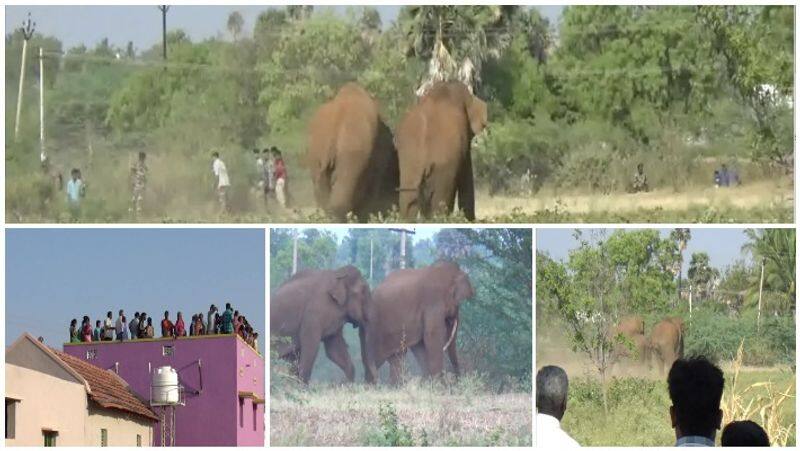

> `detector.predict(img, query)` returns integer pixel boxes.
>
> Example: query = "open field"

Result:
[270,378,532,446]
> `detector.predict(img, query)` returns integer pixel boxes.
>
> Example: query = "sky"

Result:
[537,228,754,277]
[288,226,441,244]
[6,228,265,353]
[5,5,565,51]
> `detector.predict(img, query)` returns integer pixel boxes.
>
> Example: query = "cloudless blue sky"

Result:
[6,229,265,353]
[5,5,564,51]
[305,226,440,244]
[537,228,754,276]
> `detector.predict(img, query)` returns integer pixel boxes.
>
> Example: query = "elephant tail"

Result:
[443,318,458,351]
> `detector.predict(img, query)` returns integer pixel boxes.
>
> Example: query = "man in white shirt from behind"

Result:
[211,151,231,213]
[536,365,580,447]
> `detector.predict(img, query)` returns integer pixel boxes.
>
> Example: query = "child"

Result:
[145,318,155,338]
[66,168,86,216]
[93,320,102,342]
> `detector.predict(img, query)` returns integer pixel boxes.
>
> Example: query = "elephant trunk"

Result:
[359,322,379,384]
[443,318,459,351]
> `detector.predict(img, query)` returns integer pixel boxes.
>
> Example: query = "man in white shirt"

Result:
[212,151,231,213]
[103,311,115,341]
[536,365,580,447]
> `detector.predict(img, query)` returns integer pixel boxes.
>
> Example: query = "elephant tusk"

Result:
[443,318,458,351]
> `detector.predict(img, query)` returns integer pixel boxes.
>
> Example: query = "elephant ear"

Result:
[466,95,488,136]
[328,276,348,307]
[448,271,474,310]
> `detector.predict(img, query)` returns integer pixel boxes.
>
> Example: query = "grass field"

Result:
[270,377,532,446]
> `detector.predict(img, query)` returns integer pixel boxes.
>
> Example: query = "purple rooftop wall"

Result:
[63,334,264,446]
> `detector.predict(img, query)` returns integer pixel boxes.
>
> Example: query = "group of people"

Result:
[252,146,289,209]
[67,303,259,349]
[49,145,291,218]
[536,357,771,447]
[713,164,741,188]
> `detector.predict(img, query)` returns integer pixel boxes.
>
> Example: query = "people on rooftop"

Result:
[67,302,258,348]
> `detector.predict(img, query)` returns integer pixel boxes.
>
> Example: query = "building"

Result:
[63,334,264,446]
[6,333,157,447]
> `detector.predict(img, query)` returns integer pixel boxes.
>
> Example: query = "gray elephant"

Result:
[270,265,370,383]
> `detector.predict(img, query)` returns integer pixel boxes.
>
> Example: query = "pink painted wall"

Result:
[63,335,263,446]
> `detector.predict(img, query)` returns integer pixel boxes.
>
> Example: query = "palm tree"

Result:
[398,6,521,95]
[227,11,244,42]
[669,228,691,305]
[743,229,795,313]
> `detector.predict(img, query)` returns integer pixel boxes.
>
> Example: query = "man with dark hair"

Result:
[667,357,725,447]
[161,311,175,338]
[536,365,579,447]
[721,420,769,447]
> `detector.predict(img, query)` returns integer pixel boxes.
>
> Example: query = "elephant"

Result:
[609,315,648,367]
[270,265,371,383]
[395,81,488,221]
[305,83,399,221]
[649,316,685,375]
[362,260,474,384]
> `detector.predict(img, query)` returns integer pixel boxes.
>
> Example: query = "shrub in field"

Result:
[364,402,420,446]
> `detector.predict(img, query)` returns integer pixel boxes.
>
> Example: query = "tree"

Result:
[670,228,692,300]
[227,11,244,41]
[269,229,338,288]
[687,252,719,302]
[742,229,795,314]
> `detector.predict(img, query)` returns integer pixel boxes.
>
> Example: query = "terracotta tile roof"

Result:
[52,350,159,422]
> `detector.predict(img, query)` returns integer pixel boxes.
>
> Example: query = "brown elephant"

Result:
[363,260,474,384]
[395,82,487,221]
[649,316,685,375]
[609,315,648,366]
[270,265,370,383]
[305,83,399,221]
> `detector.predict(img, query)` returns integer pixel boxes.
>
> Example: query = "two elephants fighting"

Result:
[611,314,685,374]
[270,261,474,384]
[305,81,487,222]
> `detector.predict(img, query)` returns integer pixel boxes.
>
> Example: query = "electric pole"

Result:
[292,231,299,275]
[158,6,170,61]
[389,228,415,269]
[39,47,45,161]
[14,13,36,142]
[757,257,765,332]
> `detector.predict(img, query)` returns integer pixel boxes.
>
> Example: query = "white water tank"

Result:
[152,366,179,405]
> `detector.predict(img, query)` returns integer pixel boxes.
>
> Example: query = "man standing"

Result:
[161,311,175,338]
[129,151,148,216]
[212,151,231,213]
[103,311,115,341]
[129,312,140,340]
[66,168,86,218]
[273,148,288,208]
[536,365,580,447]
[668,357,724,447]
[221,303,234,334]
[631,163,649,193]
[115,309,126,341]
[207,304,217,335]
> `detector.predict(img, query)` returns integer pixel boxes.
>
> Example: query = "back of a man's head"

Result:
[721,420,770,447]
[668,357,725,439]
[536,365,569,421]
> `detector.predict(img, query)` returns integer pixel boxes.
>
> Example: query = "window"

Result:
[6,398,17,439]
[100,428,108,446]
[136,434,142,447]
[43,430,58,447]
[252,403,258,431]
[162,345,174,356]
[86,349,97,360]
[239,398,244,428]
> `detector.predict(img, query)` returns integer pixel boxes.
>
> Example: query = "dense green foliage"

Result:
[538,228,796,367]
[270,228,532,389]
[5,6,794,222]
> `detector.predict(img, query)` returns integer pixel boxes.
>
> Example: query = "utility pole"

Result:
[158,6,170,61]
[389,228,415,269]
[14,13,36,142]
[369,237,374,283]
[688,284,693,320]
[39,47,45,161]
[292,232,299,275]
[757,258,765,332]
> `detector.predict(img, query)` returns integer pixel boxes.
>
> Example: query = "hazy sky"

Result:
[537,228,754,277]
[5,5,565,51]
[6,229,265,353]
[279,226,441,244]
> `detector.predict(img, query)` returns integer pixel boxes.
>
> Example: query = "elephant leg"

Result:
[457,151,475,221]
[429,167,459,218]
[313,166,332,211]
[359,326,375,384]
[410,344,428,375]
[323,330,355,382]
[297,325,322,384]
[423,315,447,378]
[399,189,419,220]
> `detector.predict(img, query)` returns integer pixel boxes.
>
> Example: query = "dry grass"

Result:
[721,340,795,447]
[269,376,532,446]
